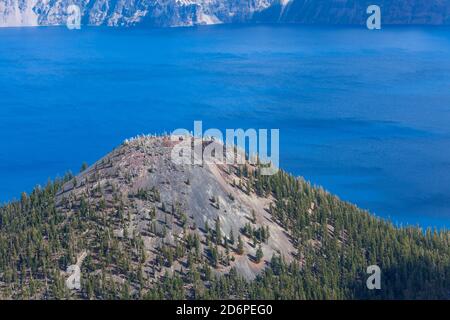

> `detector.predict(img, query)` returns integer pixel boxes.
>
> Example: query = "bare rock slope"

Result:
[56,136,295,284]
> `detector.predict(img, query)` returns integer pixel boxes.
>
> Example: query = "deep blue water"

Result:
[1,25,450,228]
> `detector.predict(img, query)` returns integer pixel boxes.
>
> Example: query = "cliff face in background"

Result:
[1,0,450,28]
[1,0,273,27]
[254,0,450,25]
[0,0,38,26]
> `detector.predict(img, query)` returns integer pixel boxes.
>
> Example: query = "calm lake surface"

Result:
[1,25,450,228]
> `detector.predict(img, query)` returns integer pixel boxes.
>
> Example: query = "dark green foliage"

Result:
[255,245,263,263]
[80,162,88,173]
[215,218,221,246]
[237,235,244,255]
[0,176,71,299]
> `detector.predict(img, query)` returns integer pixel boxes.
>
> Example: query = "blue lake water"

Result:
[1,25,450,228]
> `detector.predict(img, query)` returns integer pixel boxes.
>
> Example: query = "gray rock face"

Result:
[55,136,295,281]
[1,0,449,27]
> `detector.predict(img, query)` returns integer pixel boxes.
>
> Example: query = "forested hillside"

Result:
[0,136,449,300]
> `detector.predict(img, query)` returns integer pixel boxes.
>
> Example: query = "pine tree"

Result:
[255,245,263,263]
[80,162,88,173]
[229,229,235,245]
[215,217,221,245]
[237,235,244,255]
